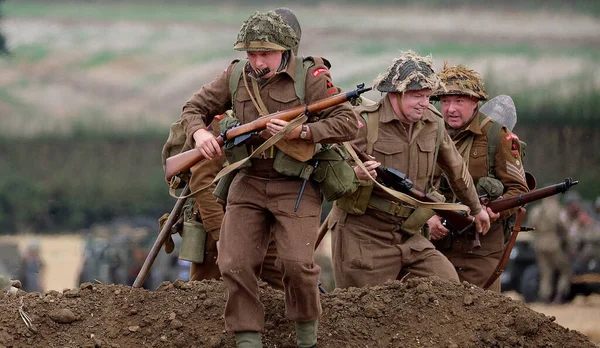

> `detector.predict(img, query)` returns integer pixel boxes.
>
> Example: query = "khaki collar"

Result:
[279,52,297,81]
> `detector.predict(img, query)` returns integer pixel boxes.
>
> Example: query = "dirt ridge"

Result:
[0,277,595,348]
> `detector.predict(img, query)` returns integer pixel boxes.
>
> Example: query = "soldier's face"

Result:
[246,50,284,79]
[400,89,432,122]
[440,95,479,129]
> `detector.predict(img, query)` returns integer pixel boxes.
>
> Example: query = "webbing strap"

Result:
[364,111,380,155]
[342,142,469,212]
[485,117,501,178]
[169,115,308,199]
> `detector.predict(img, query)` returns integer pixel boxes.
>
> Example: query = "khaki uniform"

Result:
[434,111,529,292]
[186,120,284,289]
[528,199,572,301]
[331,97,481,288]
[181,55,358,333]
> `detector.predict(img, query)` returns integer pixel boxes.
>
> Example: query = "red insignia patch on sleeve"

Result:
[312,68,330,77]
[327,87,337,94]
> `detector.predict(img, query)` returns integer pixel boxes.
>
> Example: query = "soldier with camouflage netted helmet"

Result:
[179,9,358,348]
[182,7,304,290]
[428,63,529,292]
[328,51,489,289]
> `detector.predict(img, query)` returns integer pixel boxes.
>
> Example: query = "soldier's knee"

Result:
[280,259,321,282]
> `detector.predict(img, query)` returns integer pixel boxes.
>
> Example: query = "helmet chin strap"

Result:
[251,50,289,79]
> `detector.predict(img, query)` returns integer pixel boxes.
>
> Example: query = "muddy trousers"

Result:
[330,206,459,289]
[439,222,505,292]
[536,249,572,301]
[218,173,322,332]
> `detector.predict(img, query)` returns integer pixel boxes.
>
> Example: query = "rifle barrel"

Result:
[487,178,578,213]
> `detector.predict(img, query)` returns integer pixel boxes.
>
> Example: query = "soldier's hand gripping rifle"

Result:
[165,84,373,182]
[349,143,475,232]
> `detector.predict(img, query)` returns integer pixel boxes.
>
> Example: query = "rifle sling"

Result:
[342,142,469,212]
[169,114,308,199]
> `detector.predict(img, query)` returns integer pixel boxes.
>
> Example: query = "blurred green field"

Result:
[0,1,599,232]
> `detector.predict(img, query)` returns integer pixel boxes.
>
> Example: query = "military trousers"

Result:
[218,171,322,333]
[189,232,284,290]
[437,221,504,292]
[536,249,572,301]
[330,205,459,289]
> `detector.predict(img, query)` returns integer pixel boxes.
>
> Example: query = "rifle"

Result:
[165,84,373,182]
[481,178,579,289]
[133,183,190,288]
[350,143,475,232]
[481,178,579,214]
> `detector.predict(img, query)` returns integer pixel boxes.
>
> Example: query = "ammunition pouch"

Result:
[335,180,374,215]
[272,147,306,177]
[311,145,360,202]
[476,177,504,200]
[272,144,359,202]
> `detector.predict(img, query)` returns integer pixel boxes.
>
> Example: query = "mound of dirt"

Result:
[0,277,595,348]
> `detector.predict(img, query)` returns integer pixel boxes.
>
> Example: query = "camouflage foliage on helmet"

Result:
[234,11,299,52]
[373,51,441,93]
[274,7,301,55]
[432,62,488,101]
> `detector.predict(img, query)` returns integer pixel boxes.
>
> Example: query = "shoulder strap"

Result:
[229,57,312,108]
[228,59,246,114]
[362,110,380,155]
[485,117,502,178]
[428,116,444,191]
[294,56,313,104]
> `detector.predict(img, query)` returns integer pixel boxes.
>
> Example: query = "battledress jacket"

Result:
[353,96,481,214]
[180,55,359,149]
[437,110,529,219]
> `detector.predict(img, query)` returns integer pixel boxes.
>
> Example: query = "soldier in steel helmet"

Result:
[428,63,529,292]
[329,51,489,289]
[184,7,303,290]
[180,10,358,348]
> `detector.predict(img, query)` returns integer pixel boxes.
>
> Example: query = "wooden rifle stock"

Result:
[133,183,190,288]
[483,178,579,214]
[350,143,474,231]
[165,85,372,181]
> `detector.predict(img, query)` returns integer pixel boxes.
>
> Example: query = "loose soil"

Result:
[0,277,595,348]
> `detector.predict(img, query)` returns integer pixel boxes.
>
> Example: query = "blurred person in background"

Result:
[18,240,45,292]
[428,63,529,292]
[528,194,575,303]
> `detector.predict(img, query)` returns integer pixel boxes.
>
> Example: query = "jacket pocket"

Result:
[269,87,299,111]
[235,88,255,123]
[373,140,405,168]
[417,137,435,180]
